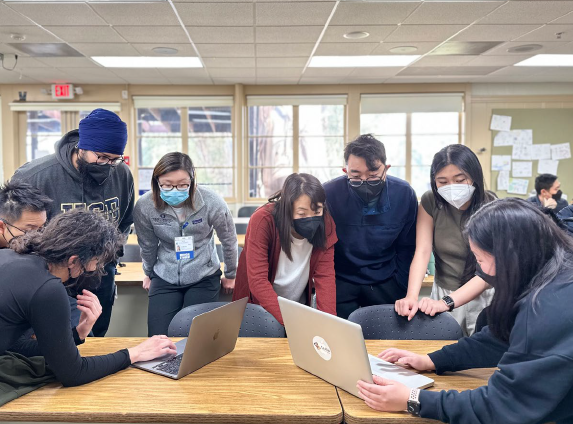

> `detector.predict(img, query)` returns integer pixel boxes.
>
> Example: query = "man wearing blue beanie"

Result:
[12,108,134,337]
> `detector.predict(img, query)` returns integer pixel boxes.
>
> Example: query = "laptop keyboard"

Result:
[153,354,183,375]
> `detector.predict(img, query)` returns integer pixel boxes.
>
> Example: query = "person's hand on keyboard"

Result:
[128,335,177,363]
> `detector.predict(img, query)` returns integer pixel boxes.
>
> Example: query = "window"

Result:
[137,107,182,168]
[247,96,346,199]
[361,94,462,197]
[26,110,62,161]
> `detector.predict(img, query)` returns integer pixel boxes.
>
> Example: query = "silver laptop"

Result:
[278,297,434,398]
[132,297,248,379]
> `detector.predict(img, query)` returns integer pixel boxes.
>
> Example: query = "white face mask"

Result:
[437,184,476,209]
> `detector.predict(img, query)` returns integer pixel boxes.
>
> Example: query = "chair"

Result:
[348,304,463,340]
[168,302,285,338]
[235,223,248,235]
[238,206,259,217]
[121,244,142,262]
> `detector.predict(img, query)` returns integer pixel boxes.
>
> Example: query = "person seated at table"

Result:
[395,144,496,336]
[526,173,568,213]
[233,173,337,324]
[357,198,573,423]
[134,152,237,336]
[557,203,573,235]
[0,209,176,387]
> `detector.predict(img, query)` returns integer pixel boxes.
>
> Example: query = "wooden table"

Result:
[338,340,495,424]
[0,338,342,424]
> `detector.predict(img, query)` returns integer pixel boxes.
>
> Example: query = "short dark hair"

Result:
[344,134,386,171]
[535,174,558,195]
[0,180,52,222]
[151,152,196,211]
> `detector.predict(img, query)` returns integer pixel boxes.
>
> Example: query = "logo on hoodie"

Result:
[60,197,120,224]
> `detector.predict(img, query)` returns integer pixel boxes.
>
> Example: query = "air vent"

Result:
[7,43,83,57]
[429,41,502,56]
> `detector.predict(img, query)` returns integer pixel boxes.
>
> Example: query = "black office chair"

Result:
[120,244,142,262]
[238,206,260,217]
[348,304,463,340]
[235,223,248,235]
[168,302,285,338]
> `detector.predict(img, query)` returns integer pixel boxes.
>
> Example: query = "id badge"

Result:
[175,236,194,260]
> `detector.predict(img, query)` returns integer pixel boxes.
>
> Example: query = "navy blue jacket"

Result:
[526,195,568,214]
[419,271,573,424]
[323,175,417,287]
[557,204,573,235]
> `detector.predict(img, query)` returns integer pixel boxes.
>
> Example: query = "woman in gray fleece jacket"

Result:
[134,153,238,336]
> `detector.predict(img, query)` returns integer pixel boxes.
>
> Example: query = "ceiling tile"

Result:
[256,57,308,67]
[386,76,474,84]
[411,55,475,67]
[303,67,354,77]
[187,27,254,44]
[123,77,172,85]
[430,41,502,55]
[550,11,573,25]
[19,67,73,82]
[37,57,100,67]
[370,42,441,55]
[0,43,28,55]
[344,78,391,85]
[212,77,256,85]
[61,67,122,79]
[0,4,35,26]
[256,78,301,85]
[256,43,313,57]
[167,77,213,85]
[322,25,396,43]
[453,25,542,42]
[70,43,140,57]
[8,3,107,26]
[487,66,539,76]
[465,55,534,66]
[0,69,39,83]
[330,2,419,26]
[256,2,335,26]
[71,76,127,84]
[90,3,180,26]
[12,57,49,68]
[203,57,256,67]
[114,26,188,44]
[256,68,304,78]
[174,3,254,26]
[399,66,502,76]
[315,42,378,55]
[0,26,59,44]
[132,43,198,57]
[46,26,125,43]
[255,27,322,44]
[403,2,503,25]
[483,41,569,55]
[516,24,573,42]
[196,43,255,57]
[110,68,164,78]
[298,77,345,84]
[208,68,256,78]
[384,25,466,42]
[347,67,403,78]
[479,2,573,25]
[157,68,210,78]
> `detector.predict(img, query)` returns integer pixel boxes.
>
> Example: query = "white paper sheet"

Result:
[497,170,509,191]
[512,144,532,160]
[490,114,512,132]
[513,129,533,145]
[531,144,551,160]
[138,168,153,193]
[551,143,571,160]
[491,155,511,171]
[512,161,532,178]
[537,160,559,176]
[493,131,514,147]
[508,178,529,195]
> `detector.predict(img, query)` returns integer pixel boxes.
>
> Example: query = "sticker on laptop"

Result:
[312,336,332,361]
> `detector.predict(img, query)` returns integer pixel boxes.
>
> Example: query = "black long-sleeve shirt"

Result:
[0,249,130,387]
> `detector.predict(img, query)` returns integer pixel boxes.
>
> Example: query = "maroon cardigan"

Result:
[233,203,337,324]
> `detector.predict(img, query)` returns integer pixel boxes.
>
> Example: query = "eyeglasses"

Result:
[347,177,385,187]
[159,183,191,192]
[91,152,125,167]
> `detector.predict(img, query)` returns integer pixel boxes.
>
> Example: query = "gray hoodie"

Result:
[133,187,237,285]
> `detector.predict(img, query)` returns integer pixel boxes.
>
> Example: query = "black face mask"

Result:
[349,180,385,204]
[476,263,497,287]
[77,153,112,186]
[293,216,323,243]
[552,190,563,201]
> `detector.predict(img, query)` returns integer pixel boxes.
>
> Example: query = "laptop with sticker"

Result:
[278,297,434,398]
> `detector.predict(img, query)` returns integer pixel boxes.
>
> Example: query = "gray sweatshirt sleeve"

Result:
[208,194,238,279]
[133,198,159,277]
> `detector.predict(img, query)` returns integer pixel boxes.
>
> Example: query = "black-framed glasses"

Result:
[347,177,385,187]
[91,152,125,167]
[159,183,191,192]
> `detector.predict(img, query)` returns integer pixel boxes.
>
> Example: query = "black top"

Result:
[0,249,130,387]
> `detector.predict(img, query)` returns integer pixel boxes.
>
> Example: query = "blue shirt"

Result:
[323,175,417,287]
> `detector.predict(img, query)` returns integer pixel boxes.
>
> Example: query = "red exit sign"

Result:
[52,84,74,100]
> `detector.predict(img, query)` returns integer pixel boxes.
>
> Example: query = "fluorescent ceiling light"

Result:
[515,54,573,67]
[92,56,202,68]
[309,55,420,68]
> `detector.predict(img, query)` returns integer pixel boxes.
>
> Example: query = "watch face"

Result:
[407,404,415,413]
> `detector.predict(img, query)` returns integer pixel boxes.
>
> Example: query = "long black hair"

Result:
[269,173,327,261]
[465,198,573,342]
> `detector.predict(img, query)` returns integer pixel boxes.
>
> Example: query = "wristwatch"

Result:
[407,388,421,416]
[442,295,455,311]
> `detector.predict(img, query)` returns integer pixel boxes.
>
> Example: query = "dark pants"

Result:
[147,270,222,337]
[68,262,116,337]
[336,275,407,320]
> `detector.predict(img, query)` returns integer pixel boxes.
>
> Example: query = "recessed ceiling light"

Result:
[389,46,418,54]
[515,54,573,67]
[343,31,370,40]
[92,56,202,68]
[309,55,420,68]
[507,44,543,53]
[152,47,179,55]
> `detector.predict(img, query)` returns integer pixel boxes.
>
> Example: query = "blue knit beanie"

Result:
[78,109,127,155]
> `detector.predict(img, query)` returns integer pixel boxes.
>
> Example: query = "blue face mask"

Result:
[160,189,189,206]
